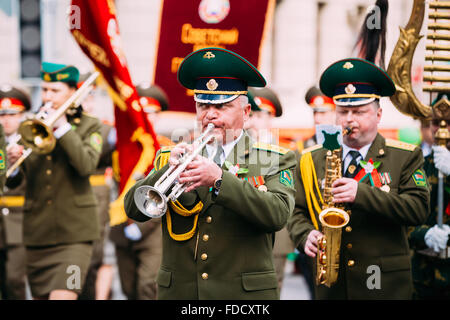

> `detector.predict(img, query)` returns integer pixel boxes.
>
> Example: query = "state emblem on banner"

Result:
[198,0,230,24]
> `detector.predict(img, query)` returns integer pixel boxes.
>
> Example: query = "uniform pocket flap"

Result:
[156,268,172,288]
[241,271,278,291]
[380,255,411,272]
[74,194,98,207]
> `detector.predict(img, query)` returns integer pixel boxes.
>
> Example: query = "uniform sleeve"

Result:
[352,147,430,226]
[213,150,297,233]
[287,152,316,252]
[57,118,102,177]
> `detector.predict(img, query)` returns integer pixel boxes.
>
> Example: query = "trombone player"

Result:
[124,47,296,300]
[6,62,103,300]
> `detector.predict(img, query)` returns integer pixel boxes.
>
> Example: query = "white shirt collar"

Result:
[342,142,372,161]
[206,130,243,165]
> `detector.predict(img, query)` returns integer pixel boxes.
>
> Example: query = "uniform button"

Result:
[345,226,352,233]
[46,169,52,175]
[348,260,355,267]
[202,234,209,242]
[201,272,208,280]
[201,253,208,261]
[346,243,352,249]
[206,216,212,223]
[46,155,52,161]
[47,200,52,205]
[2,208,9,216]
[46,185,51,190]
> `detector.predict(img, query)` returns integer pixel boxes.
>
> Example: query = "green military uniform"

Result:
[125,133,296,299]
[287,58,430,299]
[110,84,169,300]
[409,153,450,299]
[289,135,430,299]
[6,63,102,297]
[124,47,296,299]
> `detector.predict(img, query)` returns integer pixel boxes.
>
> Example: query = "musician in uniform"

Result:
[0,85,30,299]
[409,93,450,299]
[6,62,103,300]
[302,86,336,150]
[109,83,170,300]
[124,47,296,299]
[287,58,430,299]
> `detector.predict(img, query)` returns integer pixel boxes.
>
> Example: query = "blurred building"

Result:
[0,0,426,132]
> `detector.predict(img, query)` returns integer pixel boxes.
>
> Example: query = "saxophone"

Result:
[316,127,352,287]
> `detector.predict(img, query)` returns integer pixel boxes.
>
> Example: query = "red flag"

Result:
[70,0,160,225]
[153,0,275,112]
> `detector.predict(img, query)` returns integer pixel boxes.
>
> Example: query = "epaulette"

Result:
[252,142,290,155]
[301,144,323,155]
[385,138,416,152]
[154,146,174,170]
[160,146,174,153]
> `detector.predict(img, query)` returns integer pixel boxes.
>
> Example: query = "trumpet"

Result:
[133,123,216,218]
[5,72,99,177]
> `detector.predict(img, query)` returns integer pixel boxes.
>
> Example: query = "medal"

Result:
[380,185,390,193]
[258,185,268,192]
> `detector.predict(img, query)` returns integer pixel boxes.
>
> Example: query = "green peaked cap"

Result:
[41,62,80,83]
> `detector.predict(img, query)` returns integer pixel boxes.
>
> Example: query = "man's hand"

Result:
[6,144,24,166]
[178,155,222,193]
[168,142,193,167]
[332,177,358,203]
[304,229,323,258]
[432,145,450,176]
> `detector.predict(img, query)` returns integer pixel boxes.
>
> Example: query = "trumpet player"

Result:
[0,84,31,299]
[287,58,430,299]
[6,62,103,300]
[124,47,297,300]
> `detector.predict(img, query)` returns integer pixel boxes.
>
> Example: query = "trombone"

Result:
[6,72,99,177]
[133,123,217,218]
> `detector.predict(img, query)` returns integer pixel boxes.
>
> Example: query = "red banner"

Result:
[70,0,160,226]
[152,0,275,113]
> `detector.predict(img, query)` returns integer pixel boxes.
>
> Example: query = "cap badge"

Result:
[203,51,215,59]
[314,96,324,107]
[343,62,354,69]
[43,73,52,81]
[345,84,356,94]
[1,98,11,108]
[206,79,218,91]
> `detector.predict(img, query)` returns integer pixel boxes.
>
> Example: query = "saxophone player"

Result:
[287,58,430,299]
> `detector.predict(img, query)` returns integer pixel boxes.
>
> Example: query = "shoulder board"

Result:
[160,146,174,153]
[252,142,290,155]
[385,138,416,152]
[301,144,323,155]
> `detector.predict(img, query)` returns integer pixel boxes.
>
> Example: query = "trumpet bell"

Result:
[133,185,167,218]
[18,118,56,154]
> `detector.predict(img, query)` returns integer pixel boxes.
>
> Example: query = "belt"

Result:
[90,174,106,186]
[0,196,25,207]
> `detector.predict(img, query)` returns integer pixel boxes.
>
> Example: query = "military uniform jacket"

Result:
[0,178,26,247]
[124,132,296,300]
[287,133,430,299]
[409,151,450,289]
[7,112,102,247]
[0,125,7,249]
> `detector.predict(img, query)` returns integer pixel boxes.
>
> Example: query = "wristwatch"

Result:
[213,177,222,191]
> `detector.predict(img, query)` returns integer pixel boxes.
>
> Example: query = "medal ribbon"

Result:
[353,158,382,187]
